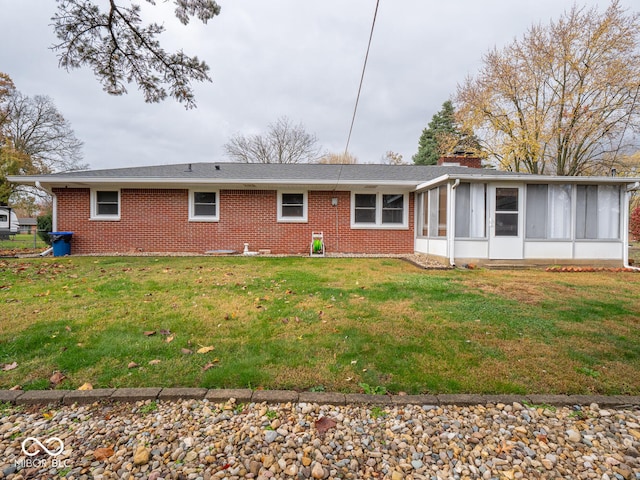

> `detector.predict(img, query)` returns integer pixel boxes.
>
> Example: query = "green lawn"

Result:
[0,233,47,251]
[1,256,639,395]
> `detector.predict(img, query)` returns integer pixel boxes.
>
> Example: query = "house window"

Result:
[91,190,120,220]
[278,192,307,222]
[352,192,408,228]
[526,184,571,239]
[382,194,404,224]
[354,194,377,223]
[189,190,219,221]
[576,185,620,239]
[455,183,486,238]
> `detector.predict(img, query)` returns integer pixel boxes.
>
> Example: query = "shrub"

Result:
[631,205,640,241]
[37,213,52,245]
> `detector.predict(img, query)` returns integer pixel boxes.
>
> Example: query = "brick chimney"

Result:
[437,155,482,169]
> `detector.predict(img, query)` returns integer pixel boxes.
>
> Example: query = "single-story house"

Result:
[18,218,37,235]
[9,161,640,266]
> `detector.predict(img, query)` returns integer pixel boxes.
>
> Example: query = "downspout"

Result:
[449,179,460,267]
[624,182,640,271]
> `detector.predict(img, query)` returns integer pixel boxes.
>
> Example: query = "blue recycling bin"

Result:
[50,232,73,256]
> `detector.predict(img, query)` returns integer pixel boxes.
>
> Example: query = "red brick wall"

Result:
[53,188,415,254]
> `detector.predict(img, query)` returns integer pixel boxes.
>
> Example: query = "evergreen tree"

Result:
[413,101,458,165]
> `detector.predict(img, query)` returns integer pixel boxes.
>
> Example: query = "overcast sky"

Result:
[0,0,636,171]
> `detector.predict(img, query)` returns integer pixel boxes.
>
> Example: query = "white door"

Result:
[488,184,524,260]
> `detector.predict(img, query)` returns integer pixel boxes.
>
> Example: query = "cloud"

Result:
[1,0,636,169]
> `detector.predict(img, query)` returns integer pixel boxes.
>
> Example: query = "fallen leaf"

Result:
[43,412,54,420]
[50,371,66,385]
[127,362,139,369]
[65,325,72,332]
[315,417,337,437]
[495,440,515,455]
[143,330,156,337]
[148,359,161,365]
[2,361,18,371]
[197,346,215,354]
[181,348,193,355]
[165,335,174,343]
[202,359,220,371]
[9,385,22,391]
[94,447,114,461]
[159,329,171,335]
[78,382,93,390]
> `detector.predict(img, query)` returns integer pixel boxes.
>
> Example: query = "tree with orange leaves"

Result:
[456,1,640,176]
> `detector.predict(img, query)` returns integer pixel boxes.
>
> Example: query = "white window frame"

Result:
[277,191,308,223]
[90,189,121,220]
[350,192,408,229]
[189,189,219,222]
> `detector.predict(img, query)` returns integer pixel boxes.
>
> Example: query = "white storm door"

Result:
[488,185,524,260]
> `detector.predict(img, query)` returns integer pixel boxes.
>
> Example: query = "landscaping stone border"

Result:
[2,389,639,407]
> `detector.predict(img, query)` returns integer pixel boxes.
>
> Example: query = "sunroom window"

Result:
[525,184,571,239]
[424,186,448,237]
[576,185,620,239]
[455,183,486,238]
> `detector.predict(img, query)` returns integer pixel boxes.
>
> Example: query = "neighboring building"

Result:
[18,218,37,235]
[0,207,19,239]
[8,162,640,266]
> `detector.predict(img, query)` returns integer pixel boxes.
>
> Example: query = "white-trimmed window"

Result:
[277,191,308,222]
[351,192,408,228]
[189,190,219,221]
[90,189,120,220]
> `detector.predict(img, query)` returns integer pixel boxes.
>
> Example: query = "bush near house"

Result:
[37,213,52,245]
[630,205,640,241]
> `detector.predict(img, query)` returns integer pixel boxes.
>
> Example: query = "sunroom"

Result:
[414,173,639,267]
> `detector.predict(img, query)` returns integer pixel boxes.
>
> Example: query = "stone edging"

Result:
[0,388,639,408]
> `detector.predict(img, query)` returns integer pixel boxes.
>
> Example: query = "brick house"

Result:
[9,162,640,266]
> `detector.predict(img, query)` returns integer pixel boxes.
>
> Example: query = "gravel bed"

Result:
[1,399,639,480]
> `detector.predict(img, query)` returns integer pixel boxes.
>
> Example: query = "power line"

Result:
[344,0,380,156]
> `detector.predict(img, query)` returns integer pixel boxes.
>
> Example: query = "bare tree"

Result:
[224,117,322,164]
[318,152,358,164]
[382,151,406,165]
[51,0,221,109]
[456,1,640,175]
[5,92,85,173]
[0,79,85,203]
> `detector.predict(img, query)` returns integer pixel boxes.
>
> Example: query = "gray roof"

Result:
[10,162,638,189]
[26,162,516,182]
